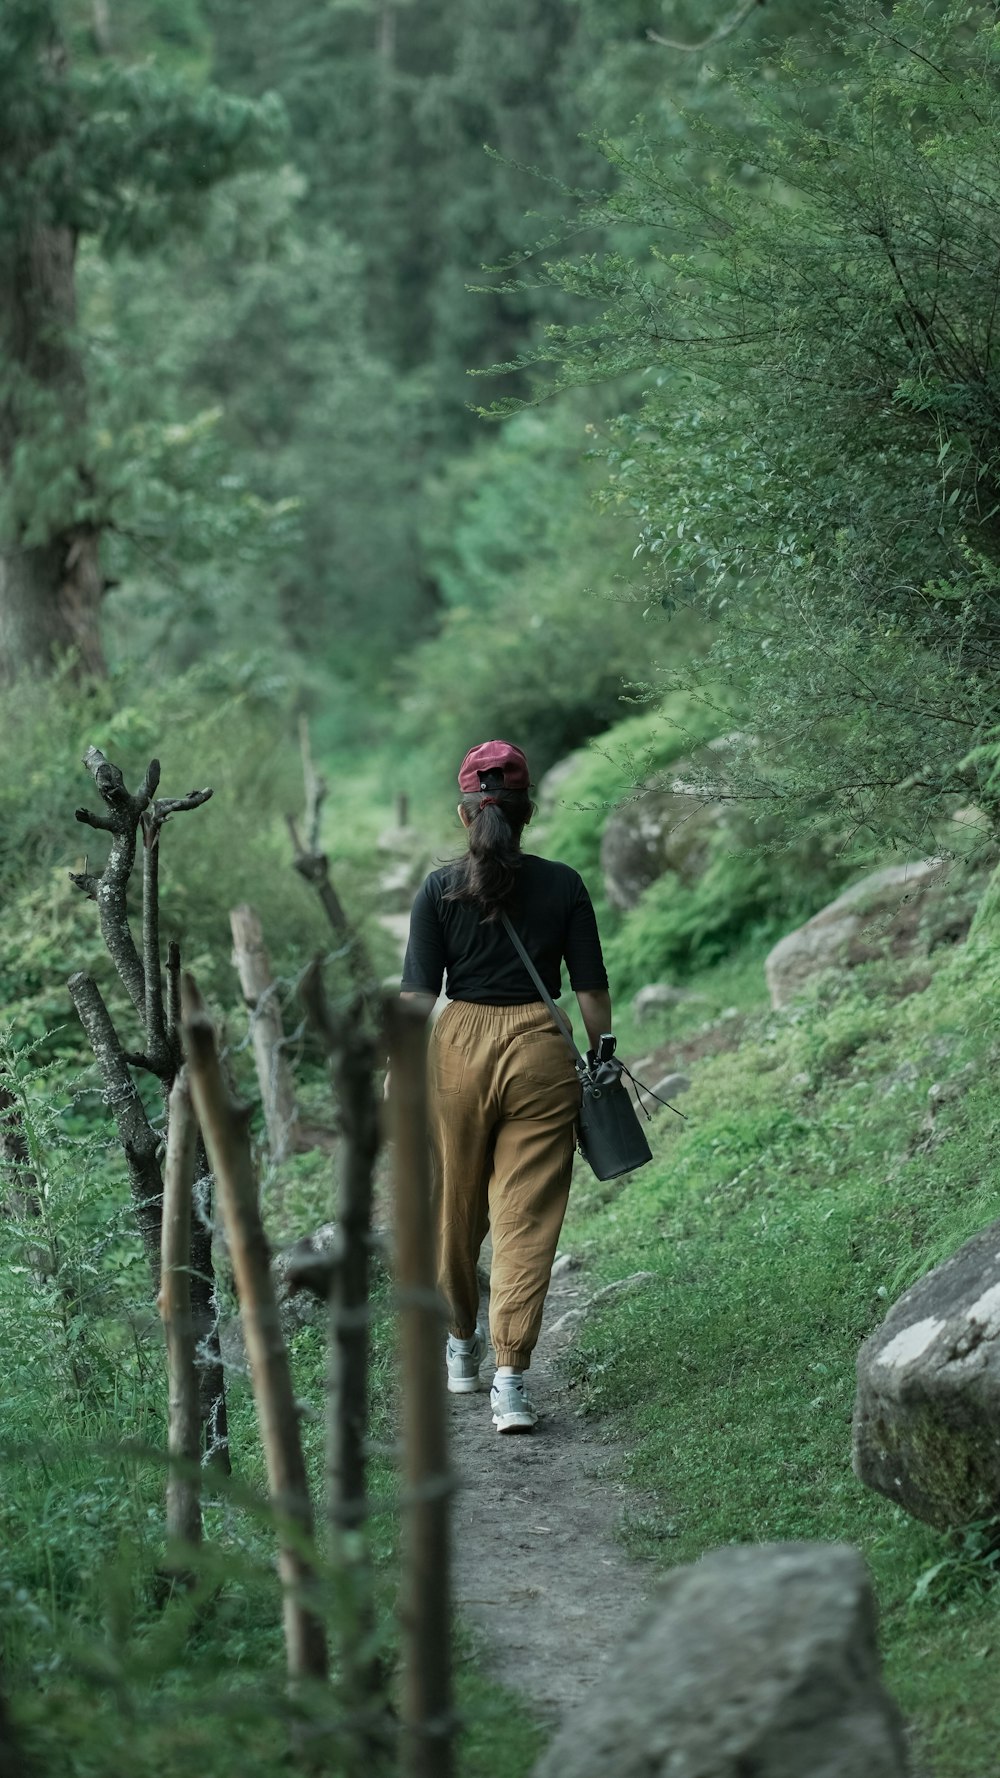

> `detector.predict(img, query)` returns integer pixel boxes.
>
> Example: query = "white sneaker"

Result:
[446,1328,487,1394]
[490,1373,537,1433]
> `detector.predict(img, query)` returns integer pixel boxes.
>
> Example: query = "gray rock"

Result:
[600,782,720,913]
[589,1271,655,1306]
[220,1221,390,1372]
[546,1271,655,1345]
[632,983,700,1020]
[545,1306,586,1342]
[549,1252,580,1279]
[599,736,745,912]
[536,749,587,818]
[533,1543,909,1778]
[764,859,951,1010]
[853,1216,1000,1528]
[645,1072,691,1111]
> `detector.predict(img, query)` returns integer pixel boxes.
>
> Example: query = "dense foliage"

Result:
[4,2,1000,1773]
[498,1,1000,848]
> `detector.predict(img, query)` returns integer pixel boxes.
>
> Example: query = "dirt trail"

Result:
[447,1254,654,1725]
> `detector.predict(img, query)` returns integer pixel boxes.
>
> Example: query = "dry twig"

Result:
[287,724,380,1010]
[648,0,765,54]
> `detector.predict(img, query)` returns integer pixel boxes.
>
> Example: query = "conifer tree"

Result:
[0,0,281,680]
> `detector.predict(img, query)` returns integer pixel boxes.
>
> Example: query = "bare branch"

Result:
[72,748,214,1043]
[647,0,765,55]
[142,818,168,1069]
[74,806,116,833]
[73,748,148,1020]
[67,970,163,1289]
[287,803,380,1012]
[151,788,214,823]
[166,939,181,1045]
[68,869,100,901]
[299,716,328,855]
[69,754,228,1473]
[139,757,162,806]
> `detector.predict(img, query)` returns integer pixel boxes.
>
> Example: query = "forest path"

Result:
[447,1252,654,1725]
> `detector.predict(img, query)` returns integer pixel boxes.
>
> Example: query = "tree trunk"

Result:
[0,213,106,681]
[0,533,105,682]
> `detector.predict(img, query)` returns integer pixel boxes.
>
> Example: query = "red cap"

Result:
[457,739,530,792]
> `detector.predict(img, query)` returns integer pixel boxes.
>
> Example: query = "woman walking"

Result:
[400,739,612,1433]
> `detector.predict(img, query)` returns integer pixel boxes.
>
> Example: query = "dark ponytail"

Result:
[444,769,534,920]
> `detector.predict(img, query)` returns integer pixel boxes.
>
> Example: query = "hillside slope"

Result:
[561,908,1000,1777]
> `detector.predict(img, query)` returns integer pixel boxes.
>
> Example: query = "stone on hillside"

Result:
[222,1220,384,1373]
[631,982,700,1020]
[532,1542,909,1778]
[599,735,750,912]
[536,748,586,818]
[645,1072,691,1111]
[764,858,951,1010]
[853,1216,1000,1529]
[272,1221,342,1332]
[589,1271,655,1306]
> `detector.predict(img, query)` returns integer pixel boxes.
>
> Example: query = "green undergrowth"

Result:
[536,698,724,886]
[0,1212,538,1778]
[0,664,401,1076]
[563,930,1000,1777]
[534,703,887,995]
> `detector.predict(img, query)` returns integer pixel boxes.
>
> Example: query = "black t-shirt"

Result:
[400,854,609,1005]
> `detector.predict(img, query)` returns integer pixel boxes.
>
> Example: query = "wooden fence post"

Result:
[159,1069,202,1560]
[386,997,453,1778]
[182,975,328,1684]
[230,903,299,1166]
[299,960,389,1768]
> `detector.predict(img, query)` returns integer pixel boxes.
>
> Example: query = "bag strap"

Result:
[501,912,689,1123]
[500,912,586,1072]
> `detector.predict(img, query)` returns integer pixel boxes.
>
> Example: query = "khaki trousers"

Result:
[428,999,579,1371]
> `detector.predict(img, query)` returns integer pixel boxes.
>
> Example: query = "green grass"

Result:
[1,1256,542,1778]
[0,1046,540,1778]
[563,934,1000,1778]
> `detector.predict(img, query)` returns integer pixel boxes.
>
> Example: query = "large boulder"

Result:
[764,858,951,1010]
[533,1542,909,1778]
[631,982,703,1020]
[536,748,587,818]
[599,737,744,912]
[853,1217,1000,1529]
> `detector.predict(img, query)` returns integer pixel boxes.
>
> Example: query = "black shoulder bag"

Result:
[500,913,658,1182]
